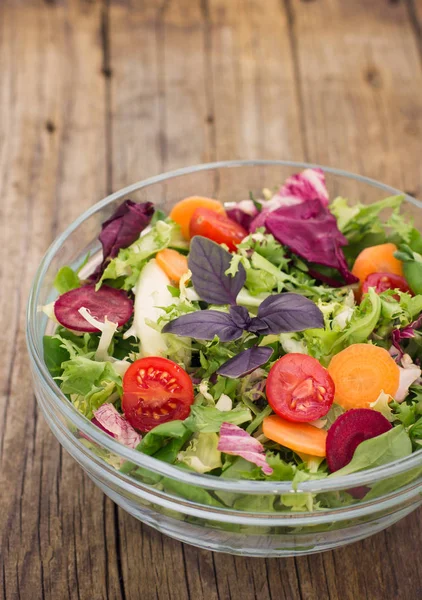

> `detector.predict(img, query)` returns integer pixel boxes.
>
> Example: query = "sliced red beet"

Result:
[326,409,392,473]
[54,284,133,332]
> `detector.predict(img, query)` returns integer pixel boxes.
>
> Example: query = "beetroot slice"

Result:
[326,409,392,473]
[54,284,133,332]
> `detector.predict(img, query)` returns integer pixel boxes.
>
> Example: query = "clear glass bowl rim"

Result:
[26,159,422,494]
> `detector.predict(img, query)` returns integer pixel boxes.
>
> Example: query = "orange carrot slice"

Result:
[263,415,328,457]
[156,249,189,284]
[327,343,400,410]
[351,243,403,284]
[169,196,225,239]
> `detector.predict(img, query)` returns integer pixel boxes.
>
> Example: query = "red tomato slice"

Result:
[266,354,335,422]
[122,357,194,432]
[189,207,248,251]
[362,272,412,296]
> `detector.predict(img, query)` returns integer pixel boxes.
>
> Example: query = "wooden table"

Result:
[2,1,422,598]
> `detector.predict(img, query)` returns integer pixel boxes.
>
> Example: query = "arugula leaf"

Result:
[54,266,80,294]
[329,426,412,477]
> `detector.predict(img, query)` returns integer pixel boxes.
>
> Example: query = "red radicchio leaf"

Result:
[265,198,358,285]
[217,422,273,475]
[93,404,141,448]
[88,200,154,280]
[392,314,422,358]
[226,200,259,230]
[250,168,329,231]
[100,200,154,260]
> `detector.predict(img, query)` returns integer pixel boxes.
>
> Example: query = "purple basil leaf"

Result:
[248,293,324,335]
[265,198,358,285]
[100,200,154,262]
[229,305,252,329]
[188,236,246,305]
[162,310,244,342]
[217,346,273,378]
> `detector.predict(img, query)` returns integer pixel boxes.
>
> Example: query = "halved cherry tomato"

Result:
[362,272,412,296]
[189,208,248,252]
[122,357,194,432]
[266,354,335,422]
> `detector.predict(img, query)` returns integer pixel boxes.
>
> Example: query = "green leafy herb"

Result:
[54,266,80,294]
[43,335,71,378]
[183,405,252,433]
[329,426,412,477]
[59,357,122,419]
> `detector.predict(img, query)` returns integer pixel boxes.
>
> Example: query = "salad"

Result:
[43,168,422,504]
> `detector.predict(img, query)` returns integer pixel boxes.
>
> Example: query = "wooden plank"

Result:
[108,2,217,599]
[206,0,304,162]
[291,0,422,195]
[0,1,123,599]
[289,1,422,598]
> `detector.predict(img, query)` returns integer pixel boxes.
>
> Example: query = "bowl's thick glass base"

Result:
[91,474,420,556]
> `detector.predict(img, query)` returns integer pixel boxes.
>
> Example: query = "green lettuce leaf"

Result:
[177,432,222,473]
[329,426,412,478]
[59,357,122,419]
[43,335,71,378]
[136,420,188,456]
[330,194,404,243]
[183,405,252,433]
[54,266,80,294]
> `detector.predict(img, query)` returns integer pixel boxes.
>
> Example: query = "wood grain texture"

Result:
[1,0,422,599]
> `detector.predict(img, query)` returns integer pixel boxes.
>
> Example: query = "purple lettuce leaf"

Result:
[162,309,244,342]
[265,198,358,285]
[217,346,273,378]
[188,236,246,305]
[218,422,273,475]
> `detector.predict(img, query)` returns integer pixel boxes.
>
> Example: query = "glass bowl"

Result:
[26,160,422,557]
